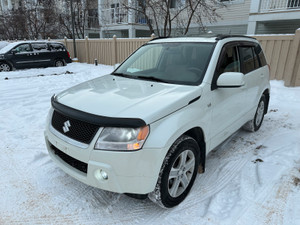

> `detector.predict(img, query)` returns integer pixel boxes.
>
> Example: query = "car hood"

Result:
[55,75,202,125]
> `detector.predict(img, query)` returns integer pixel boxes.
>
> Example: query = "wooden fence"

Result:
[254,29,300,87]
[61,36,152,66]
[61,29,300,87]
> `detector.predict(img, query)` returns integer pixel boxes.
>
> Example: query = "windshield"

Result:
[0,41,9,50]
[114,42,215,85]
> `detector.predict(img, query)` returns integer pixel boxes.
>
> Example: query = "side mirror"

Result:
[217,72,245,88]
[11,49,17,54]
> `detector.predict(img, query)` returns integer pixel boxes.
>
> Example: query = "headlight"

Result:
[0,55,4,59]
[94,126,149,151]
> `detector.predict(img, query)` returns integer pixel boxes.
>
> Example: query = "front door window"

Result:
[14,44,31,54]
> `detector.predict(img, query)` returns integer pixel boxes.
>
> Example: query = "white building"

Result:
[247,0,300,34]
[98,0,300,38]
[0,0,40,15]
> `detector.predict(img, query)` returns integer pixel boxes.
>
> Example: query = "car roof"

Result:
[148,35,257,44]
[0,41,64,54]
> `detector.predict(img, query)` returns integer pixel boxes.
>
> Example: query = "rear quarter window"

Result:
[49,43,66,51]
[254,44,267,67]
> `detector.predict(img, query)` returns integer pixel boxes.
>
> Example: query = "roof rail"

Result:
[215,34,256,40]
[147,34,256,42]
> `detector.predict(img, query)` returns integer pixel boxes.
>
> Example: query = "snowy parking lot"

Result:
[0,63,300,225]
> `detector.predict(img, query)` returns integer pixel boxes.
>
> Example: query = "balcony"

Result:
[101,7,148,25]
[260,0,300,12]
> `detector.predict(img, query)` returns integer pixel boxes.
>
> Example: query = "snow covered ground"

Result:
[0,63,299,225]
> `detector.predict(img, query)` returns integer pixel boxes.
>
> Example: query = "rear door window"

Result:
[239,46,255,74]
[32,43,49,52]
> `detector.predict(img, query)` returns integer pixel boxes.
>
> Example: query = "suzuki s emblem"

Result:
[63,120,71,133]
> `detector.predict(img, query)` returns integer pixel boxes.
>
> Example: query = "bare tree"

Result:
[0,9,27,39]
[122,0,223,37]
[58,0,92,39]
[0,0,60,40]
[0,0,93,40]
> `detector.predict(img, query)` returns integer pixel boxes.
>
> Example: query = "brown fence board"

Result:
[272,40,282,80]
[277,40,290,81]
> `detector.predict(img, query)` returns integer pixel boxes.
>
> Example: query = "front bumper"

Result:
[44,125,165,194]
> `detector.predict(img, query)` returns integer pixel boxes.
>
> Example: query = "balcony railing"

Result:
[101,7,129,24]
[260,0,300,12]
[101,7,148,25]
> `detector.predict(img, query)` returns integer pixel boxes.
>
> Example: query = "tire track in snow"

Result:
[146,114,297,224]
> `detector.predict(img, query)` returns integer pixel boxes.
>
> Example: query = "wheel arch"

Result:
[263,88,270,114]
[183,127,206,173]
[0,60,13,69]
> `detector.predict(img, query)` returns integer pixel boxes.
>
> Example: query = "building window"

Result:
[170,0,185,8]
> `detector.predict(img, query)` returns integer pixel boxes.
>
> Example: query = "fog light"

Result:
[100,170,108,180]
[94,169,109,181]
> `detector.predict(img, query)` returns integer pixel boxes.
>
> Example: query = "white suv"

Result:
[44,35,270,208]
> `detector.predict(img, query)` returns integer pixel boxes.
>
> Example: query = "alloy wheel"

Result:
[168,149,195,198]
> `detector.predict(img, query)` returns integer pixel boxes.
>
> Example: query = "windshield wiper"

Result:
[135,76,169,83]
[112,73,169,83]
[111,72,131,78]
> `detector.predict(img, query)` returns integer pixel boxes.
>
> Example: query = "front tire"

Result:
[0,62,11,72]
[243,95,266,132]
[149,135,200,208]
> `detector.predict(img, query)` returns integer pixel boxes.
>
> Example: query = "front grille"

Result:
[50,144,88,174]
[51,110,99,144]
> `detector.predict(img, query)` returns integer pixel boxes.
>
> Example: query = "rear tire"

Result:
[243,95,266,132]
[0,62,11,72]
[149,135,200,208]
[54,59,65,67]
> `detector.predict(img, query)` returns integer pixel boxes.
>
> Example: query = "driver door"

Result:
[209,43,247,149]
